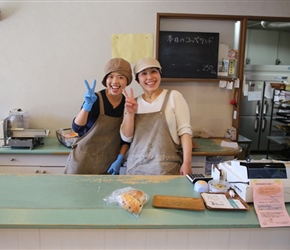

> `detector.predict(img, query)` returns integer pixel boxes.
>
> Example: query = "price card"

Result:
[201,193,246,210]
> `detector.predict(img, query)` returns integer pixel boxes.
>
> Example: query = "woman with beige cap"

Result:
[120,57,193,175]
[65,58,132,175]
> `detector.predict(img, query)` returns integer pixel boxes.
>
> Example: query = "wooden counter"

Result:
[0,174,285,229]
[0,137,241,175]
[0,137,241,157]
[0,137,70,155]
[0,173,289,249]
[192,138,241,156]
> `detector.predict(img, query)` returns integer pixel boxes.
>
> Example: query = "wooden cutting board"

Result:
[153,195,205,211]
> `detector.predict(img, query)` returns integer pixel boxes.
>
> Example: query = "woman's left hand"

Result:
[180,163,192,175]
[123,88,138,114]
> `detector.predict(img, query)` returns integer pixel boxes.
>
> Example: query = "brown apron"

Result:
[64,92,123,174]
[126,90,182,175]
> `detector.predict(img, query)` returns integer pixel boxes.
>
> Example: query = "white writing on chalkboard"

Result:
[166,35,215,44]
[158,31,219,78]
[202,65,216,75]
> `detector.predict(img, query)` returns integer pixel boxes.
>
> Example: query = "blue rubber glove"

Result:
[107,154,124,175]
[83,80,97,112]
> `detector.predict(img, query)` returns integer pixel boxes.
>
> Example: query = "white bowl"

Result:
[194,180,209,192]
[208,180,230,193]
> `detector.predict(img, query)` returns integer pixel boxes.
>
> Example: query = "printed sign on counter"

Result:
[253,180,290,228]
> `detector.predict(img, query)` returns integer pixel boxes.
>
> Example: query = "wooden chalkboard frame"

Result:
[155,13,247,136]
[155,13,247,83]
[158,31,220,79]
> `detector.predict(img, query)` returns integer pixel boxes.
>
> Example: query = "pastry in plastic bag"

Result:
[120,192,143,216]
[126,189,147,205]
[103,186,149,217]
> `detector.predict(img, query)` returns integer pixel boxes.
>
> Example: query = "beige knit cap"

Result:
[102,58,133,87]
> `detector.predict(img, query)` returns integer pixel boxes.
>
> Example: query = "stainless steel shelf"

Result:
[267,136,290,146]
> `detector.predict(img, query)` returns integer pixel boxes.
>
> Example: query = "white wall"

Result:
[0,1,290,137]
[1,228,290,250]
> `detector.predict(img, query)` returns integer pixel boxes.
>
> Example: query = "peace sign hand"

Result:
[123,88,138,114]
[83,80,97,112]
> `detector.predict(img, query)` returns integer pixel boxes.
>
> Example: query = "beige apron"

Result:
[126,90,182,175]
[64,92,123,174]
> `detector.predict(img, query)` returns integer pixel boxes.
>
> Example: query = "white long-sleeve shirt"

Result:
[120,89,192,145]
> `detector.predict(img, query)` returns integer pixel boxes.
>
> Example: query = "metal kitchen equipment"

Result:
[240,64,290,152]
[0,109,49,149]
[218,160,290,202]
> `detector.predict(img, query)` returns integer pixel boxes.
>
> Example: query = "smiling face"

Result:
[137,67,161,93]
[105,71,128,96]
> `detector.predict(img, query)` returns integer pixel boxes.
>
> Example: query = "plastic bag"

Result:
[103,186,149,217]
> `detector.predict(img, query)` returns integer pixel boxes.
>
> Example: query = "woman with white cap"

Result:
[120,57,193,175]
[65,58,132,175]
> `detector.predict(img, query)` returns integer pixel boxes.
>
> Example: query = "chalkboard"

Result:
[158,31,220,78]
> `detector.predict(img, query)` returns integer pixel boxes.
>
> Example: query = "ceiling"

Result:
[247,20,290,32]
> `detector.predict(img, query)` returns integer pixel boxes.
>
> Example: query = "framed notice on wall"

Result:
[158,31,220,79]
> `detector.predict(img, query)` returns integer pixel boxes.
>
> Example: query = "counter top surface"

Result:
[192,138,241,156]
[0,137,71,155]
[0,174,283,229]
[0,137,241,156]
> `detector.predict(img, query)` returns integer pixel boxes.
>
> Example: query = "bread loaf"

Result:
[120,193,143,215]
[126,189,147,205]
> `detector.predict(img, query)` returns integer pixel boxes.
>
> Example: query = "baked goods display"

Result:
[56,128,78,148]
[63,131,78,138]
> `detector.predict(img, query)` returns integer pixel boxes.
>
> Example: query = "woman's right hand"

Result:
[83,80,97,112]
[123,88,138,114]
